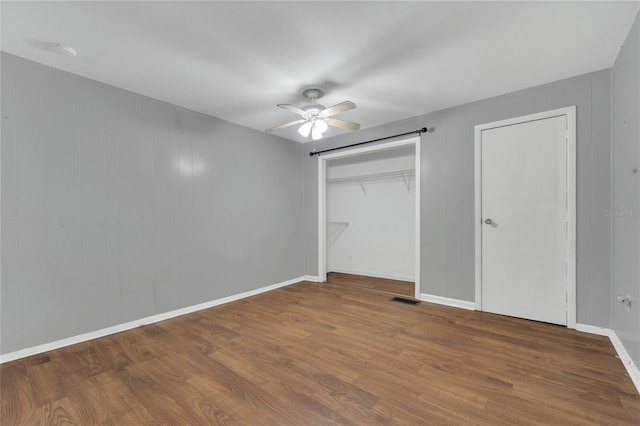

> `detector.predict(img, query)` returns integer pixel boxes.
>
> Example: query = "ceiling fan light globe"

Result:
[315,119,328,133]
[312,125,324,140]
[298,121,312,137]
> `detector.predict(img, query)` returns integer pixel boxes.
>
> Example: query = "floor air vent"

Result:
[391,297,420,306]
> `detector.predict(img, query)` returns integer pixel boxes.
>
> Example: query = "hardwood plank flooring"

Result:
[328,272,415,297]
[1,280,639,425]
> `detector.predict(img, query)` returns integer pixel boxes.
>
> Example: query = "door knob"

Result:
[484,218,493,225]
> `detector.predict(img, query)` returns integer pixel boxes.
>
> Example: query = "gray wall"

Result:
[612,13,639,366]
[304,70,613,327]
[1,54,305,355]
[1,44,628,356]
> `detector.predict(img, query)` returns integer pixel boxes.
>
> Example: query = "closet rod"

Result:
[309,127,429,157]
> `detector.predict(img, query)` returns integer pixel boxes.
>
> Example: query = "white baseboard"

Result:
[328,267,414,283]
[419,293,476,310]
[576,323,640,394]
[303,275,320,282]
[575,323,611,336]
[0,276,306,364]
[608,330,640,394]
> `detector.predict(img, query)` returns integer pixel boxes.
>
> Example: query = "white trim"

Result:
[566,108,577,328]
[414,138,422,300]
[303,275,320,282]
[328,268,414,283]
[318,158,327,283]
[576,323,640,394]
[609,331,640,393]
[420,293,476,311]
[474,106,577,328]
[474,124,482,311]
[317,136,422,299]
[575,323,611,336]
[0,276,305,364]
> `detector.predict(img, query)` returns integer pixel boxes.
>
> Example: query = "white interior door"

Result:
[480,115,568,325]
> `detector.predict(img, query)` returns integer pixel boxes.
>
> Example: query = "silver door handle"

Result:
[484,218,493,225]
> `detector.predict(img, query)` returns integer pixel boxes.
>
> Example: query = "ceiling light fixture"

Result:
[298,121,312,137]
[301,90,328,140]
[311,122,324,140]
[266,87,360,140]
[314,119,328,134]
[311,118,328,140]
[50,43,77,57]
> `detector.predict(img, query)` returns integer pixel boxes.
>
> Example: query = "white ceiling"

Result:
[2,1,638,143]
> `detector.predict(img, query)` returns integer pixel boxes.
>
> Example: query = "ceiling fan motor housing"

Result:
[302,104,326,116]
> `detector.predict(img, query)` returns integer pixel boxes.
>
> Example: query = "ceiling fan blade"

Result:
[325,118,361,131]
[320,101,356,117]
[277,104,308,116]
[266,119,307,133]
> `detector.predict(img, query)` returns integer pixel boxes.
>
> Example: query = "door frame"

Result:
[474,106,577,328]
[317,136,421,299]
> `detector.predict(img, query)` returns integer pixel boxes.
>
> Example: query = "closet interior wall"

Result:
[326,146,416,282]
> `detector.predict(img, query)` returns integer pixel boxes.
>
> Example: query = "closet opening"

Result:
[317,137,421,299]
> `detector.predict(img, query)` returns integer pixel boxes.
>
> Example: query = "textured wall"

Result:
[612,13,640,366]
[304,70,612,327]
[1,54,305,355]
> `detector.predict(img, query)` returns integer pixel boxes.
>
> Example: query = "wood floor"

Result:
[1,279,639,425]
[328,272,415,297]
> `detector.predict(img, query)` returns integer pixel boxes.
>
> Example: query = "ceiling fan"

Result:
[266,88,361,140]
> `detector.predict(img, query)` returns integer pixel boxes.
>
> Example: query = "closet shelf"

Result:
[327,169,415,194]
[326,169,415,185]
